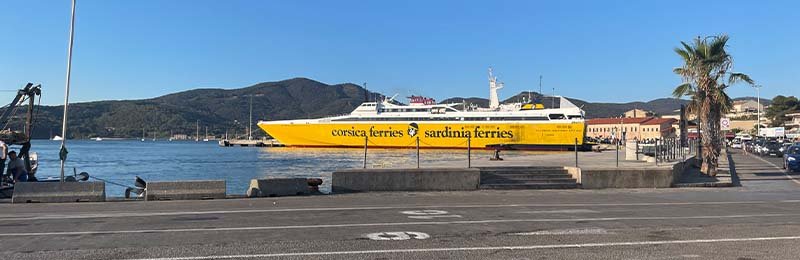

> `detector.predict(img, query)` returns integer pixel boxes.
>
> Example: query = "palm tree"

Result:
[672,35,754,176]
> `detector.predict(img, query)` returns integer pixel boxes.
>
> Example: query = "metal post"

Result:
[363,136,368,169]
[467,136,471,168]
[59,0,77,182]
[655,139,659,166]
[574,138,578,168]
[635,139,639,161]
[616,139,619,167]
[416,136,420,168]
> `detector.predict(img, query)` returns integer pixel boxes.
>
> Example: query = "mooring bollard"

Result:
[363,136,368,169]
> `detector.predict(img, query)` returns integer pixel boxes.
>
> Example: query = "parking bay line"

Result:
[0,213,794,237]
[3,200,798,221]
[121,235,800,260]
[747,153,800,185]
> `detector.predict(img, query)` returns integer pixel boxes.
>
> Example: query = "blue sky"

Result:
[1,0,798,105]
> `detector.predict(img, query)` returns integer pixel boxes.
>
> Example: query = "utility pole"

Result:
[753,85,762,137]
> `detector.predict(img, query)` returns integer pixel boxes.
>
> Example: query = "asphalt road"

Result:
[1,150,800,260]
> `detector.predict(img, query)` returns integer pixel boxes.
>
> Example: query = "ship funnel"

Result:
[488,68,504,109]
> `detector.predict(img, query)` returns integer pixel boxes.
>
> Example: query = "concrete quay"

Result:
[1,151,799,260]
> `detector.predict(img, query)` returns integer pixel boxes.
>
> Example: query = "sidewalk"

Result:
[673,149,735,187]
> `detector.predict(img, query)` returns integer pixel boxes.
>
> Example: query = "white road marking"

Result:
[517,209,600,214]
[407,215,462,219]
[3,200,798,221]
[365,231,430,241]
[120,235,800,260]
[400,210,449,215]
[747,153,800,185]
[510,228,610,235]
[401,209,462,219]
[1,213,794,237]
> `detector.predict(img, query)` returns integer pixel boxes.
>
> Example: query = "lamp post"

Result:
[753,84,762,137]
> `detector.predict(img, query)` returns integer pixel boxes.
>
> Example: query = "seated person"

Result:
[6,151,28,183]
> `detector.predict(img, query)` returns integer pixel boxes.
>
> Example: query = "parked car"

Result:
[780,143,793,154]
[783,145,800,172]
[731,139,743,149]
[763,142,783,157]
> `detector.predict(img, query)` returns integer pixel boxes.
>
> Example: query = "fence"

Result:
[357,135,703,170]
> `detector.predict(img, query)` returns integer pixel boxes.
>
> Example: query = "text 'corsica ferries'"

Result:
[257,69,587,150]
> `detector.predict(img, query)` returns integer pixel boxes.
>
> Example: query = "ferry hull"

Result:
[258,121,586,149]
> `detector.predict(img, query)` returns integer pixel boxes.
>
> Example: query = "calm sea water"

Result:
[23,140,506,197]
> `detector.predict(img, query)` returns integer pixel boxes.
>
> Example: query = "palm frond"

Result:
[672,83,694,98]
[728,72,755,85]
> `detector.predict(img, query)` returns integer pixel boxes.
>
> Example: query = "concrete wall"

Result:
[332,168,480,193]
[12,182,106,203]
[146,180,226,201]
[247,178,308,197]
[579,168,674,189]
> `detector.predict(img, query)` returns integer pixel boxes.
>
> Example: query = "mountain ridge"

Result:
[8,78,758,139]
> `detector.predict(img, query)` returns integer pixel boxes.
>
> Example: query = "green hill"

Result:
[9,78,707,139]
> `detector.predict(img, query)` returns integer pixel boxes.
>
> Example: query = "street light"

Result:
[752,84,762,137]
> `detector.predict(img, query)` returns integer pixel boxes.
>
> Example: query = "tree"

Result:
[765,95,799,127]
[672,35,754,176]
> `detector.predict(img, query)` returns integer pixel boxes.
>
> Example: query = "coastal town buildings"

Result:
[623,109,655,118]
[586,117,677,141]
[786,112,800,139]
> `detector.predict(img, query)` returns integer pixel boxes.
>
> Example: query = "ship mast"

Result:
[59,0,77,182]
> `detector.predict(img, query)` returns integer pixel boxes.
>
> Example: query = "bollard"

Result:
[363,136,368,169]
[416,136,420,169]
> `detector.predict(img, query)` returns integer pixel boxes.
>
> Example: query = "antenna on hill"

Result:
[538,75,542,102]
[363,82,368,102]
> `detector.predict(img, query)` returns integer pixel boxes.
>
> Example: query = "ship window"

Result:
[548,114,566,120]
[568,115,583,119]
[431,108,446,114]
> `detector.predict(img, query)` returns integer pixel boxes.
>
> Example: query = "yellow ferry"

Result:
[258,69,586,150]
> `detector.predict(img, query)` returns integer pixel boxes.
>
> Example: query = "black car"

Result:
[763,142,783,157]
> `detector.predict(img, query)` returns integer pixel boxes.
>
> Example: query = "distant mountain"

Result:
[733,97,772,105]
[442,92,689,118]
[17,78,379,139]
[8,78,756,139]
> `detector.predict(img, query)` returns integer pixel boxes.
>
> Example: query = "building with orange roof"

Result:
[586,117,677,141]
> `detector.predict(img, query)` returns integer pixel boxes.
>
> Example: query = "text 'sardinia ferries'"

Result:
[258,69,587,150]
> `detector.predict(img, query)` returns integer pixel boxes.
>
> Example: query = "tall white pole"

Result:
[60,0,77,182]
[754,85,762,137]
